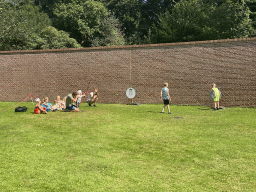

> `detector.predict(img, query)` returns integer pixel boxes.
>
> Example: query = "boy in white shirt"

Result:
[76,90,86,108]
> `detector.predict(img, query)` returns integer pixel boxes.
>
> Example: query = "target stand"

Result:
[126,88,139,105]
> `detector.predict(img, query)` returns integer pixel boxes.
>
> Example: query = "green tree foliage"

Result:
[139,0,178,40]
[0,0,50,50]
[53,0,125,47]
[100,0,180,44]
[245,0,256,32]
[33,0,73,18]
[100,0,144,44]
[40,26,81,49]
[209,0,255,38]
[1,0,256,50]
[151,0,256,43]
[0,0,81,51]
[90,15,126,46]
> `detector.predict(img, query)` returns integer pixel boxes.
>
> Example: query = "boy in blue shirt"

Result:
[160,83,171,114]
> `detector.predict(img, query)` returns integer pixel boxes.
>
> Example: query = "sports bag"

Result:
[15,106,27,112]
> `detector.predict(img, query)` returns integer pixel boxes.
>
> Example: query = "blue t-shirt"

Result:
[162,87,169,100]
[42,103,52,111]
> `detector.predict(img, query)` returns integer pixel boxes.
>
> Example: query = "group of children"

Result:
[34,88,98,114]
[160,82,221,113]
[34,83,220,114]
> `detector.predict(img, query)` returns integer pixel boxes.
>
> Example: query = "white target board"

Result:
[126,88,136,99]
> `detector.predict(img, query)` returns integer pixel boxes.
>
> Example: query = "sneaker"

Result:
[160,112,164,113]
[93,104,96,107]
[217,107,219,110]
[214,108,217,110]
[89,104,92,107]
[168,112,172,114]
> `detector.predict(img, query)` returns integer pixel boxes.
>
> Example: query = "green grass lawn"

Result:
[0,102,255,191]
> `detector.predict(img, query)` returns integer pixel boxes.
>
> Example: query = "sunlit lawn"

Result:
[0,102,255,191]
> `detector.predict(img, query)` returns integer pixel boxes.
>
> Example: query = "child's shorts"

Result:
[164,99,169,105]
[214,96,220,102]
[66,104,77,111]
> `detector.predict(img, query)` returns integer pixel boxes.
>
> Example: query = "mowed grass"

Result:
[0,102,255,192]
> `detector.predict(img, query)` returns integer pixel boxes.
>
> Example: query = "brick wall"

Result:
[0,38,256,107]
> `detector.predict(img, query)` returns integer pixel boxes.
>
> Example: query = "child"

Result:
[65,92,80,112]
[51,96,65,111]
[160,83,171,114]
[212,83,220,110]
[87,88,98,107]
[34,98,47,114]
[42,97,52,112]
[76,90,86,108]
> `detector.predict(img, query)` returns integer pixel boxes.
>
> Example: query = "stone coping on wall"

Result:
[1,37,256,55]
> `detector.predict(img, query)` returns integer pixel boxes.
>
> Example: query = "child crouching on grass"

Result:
[87,88,98,107]
[160,83,172,114]
[34,98,47,114]
[65,92,80,112]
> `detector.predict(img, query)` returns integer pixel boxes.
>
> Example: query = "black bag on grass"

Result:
[15,106,27,112]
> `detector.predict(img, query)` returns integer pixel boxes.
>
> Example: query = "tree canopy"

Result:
[53,0,125,47]
[151,0,255,43]
[0,0,81,51]
[0,0,255,51]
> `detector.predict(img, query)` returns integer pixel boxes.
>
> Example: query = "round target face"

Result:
[126,88,136,99]
[209,89,221,101]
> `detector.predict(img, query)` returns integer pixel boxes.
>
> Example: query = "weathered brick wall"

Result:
[0,38,256,107]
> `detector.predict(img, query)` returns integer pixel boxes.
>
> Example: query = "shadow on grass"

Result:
[197,107,212,111]
[174,117,183,119]
[147,111,159,113]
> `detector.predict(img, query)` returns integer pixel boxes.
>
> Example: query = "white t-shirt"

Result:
[87,92,94,101]
[77,95,82,103]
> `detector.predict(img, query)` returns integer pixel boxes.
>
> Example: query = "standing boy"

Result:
[160,83,171,114]
[212,83,220,110]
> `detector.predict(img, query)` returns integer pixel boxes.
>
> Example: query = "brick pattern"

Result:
[0,38,256,107]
